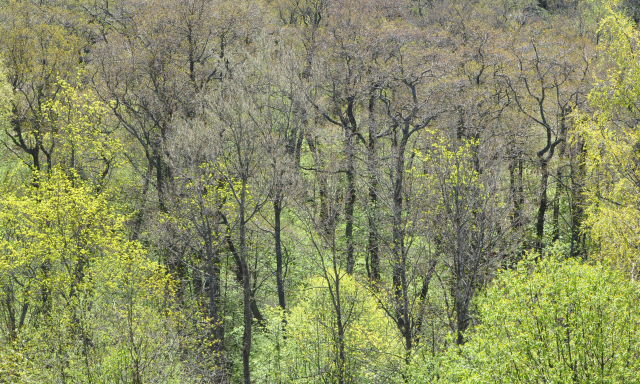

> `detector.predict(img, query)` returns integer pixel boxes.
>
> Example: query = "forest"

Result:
[2,0,640,382]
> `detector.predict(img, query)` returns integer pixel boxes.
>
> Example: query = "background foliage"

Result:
[1,0,640,383]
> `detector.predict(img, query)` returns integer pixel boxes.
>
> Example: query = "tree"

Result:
[253,274,405,383]
[40,77,121,186]
[418,133,509,346]
[497,20,591,256]
[88,0,224,214]
[0,170,184,383]
[161,157,230,374]
[0,0,89,173]
[575,6,640,276]
[291,139,395,383]
[206,37,288,382]
[371,20,446,353]
[431,256,640,383]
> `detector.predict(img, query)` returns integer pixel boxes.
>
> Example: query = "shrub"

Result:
[429,256,640,383]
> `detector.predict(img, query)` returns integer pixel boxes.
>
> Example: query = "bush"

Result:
[253,273,405,383]
[426,256,640,383]
[0,171,188,383]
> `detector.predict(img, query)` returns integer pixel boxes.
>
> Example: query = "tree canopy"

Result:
[2,0,640,383]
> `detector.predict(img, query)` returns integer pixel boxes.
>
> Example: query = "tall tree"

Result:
[575,6,640,276]
[498,22,590,256]
[0,0,88,174]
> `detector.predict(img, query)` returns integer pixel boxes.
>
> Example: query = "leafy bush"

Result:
[0,171,188,383]
[424,256,640,383]
[253,273,405,383]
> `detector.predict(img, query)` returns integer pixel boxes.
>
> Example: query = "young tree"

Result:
[206,36,292,381]
[435,256,640,383]
[575,6,640,276]
[0,170,183,383]
[0,0,88,173]
[419,134,510,345]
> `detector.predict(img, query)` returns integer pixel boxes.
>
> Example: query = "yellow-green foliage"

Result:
[574,5,640,276]
[0,61,19,184]
[0,63,12,129]
[415,132,483,196]
[423,255,640,383]
[0,0,83,86]
[253,274,405,383]
[413,132,498,236]
[163,161,246,232]
[0,170,188,383]
[41,76,122,182]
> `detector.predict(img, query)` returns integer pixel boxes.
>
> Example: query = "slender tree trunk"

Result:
[392,132,411,351]
[454,201,467,345]
[344,98,358,275]
[239,178,252,384]
[553,121,567,243]
[220,215,265,324]
[155,152,168,213]
[274,197,286,310]
[455,291,468,345]
[509,156,524,229]
[344,128,356,275]
[5,290,16,340]
[336,309,346,384]
[367,95,380,282]
[306,134,331,236]
[570,138,586,258]
[517,159,524,224]
[294,129,304,166]
[330,238,346,384]
[536,159,549,257]
[205,232,223,351]
[131,164,152,241]
[414,259,437,345]
[552,166,562,243]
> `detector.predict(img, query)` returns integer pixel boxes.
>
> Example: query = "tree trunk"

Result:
[553,120,567,243]
[536,159,549,257]
[414,259,437,345]
[552,166,562,243]
[336,310,346,384]
[367,95,380,282]
[239,179,252,384]
[344,135,356,275]
[344,97,358,275]
[509,156,524,229]
[392,131,411,351]
[274,197,286,310]
[306,134,331,236]
[570,138,586,258]
[220,211,265,323]
[205,232,223,351]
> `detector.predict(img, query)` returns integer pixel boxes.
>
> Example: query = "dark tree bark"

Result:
[274,197,286,310]
[509,156,524,230]
[344,97,358,275]
[305,133,331,236]
[570,138,587,258]
[238,178,252,384]
[391,130,412,351]
[366,94,380,282]
[381,75,438,352]
[536,159,549,256]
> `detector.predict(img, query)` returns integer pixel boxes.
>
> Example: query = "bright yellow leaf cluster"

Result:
[575,4,640,277]
[0,169,187,383]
